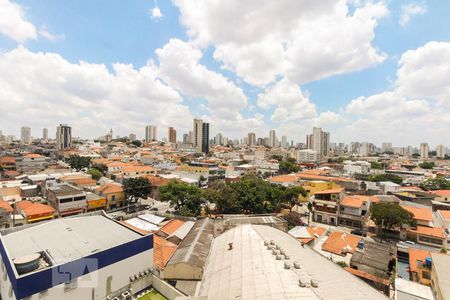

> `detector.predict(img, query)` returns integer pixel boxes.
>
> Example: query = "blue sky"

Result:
[0,0,449,147]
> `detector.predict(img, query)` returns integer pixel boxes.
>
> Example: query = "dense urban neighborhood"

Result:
[0,123,449,300]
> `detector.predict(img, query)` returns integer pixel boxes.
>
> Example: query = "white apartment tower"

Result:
[145,125,157,142]
[269,130,277,148]
[436,144,447,159]
[56,124,72,150]
[420,143,429,159]
[20,127,31,144]
[248,132,256,146]
[43,128,48,140]
[306,127,330,159]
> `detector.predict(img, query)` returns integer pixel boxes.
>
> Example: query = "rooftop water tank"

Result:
[13,253,41,275]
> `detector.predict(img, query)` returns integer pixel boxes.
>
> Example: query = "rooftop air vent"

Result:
[299,277,307,287]
[293,261,301,269]
[311,279,319,288]
[284,262,291,269]
[276,254,282,260]
[264,240,269,246]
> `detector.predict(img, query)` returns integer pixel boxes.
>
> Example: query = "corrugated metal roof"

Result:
[125,218,160,232]
[166,218,213,268]
[167,221,195,241]
[197,224,388,300]
[138,213,166,225]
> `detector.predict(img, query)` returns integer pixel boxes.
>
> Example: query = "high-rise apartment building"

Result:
[56,124,72,150]
[359,142,370,156]
[420,143,429,159]
[248,132,256,146]
[42,128,48,140]
[269,130,277,148]
[381,142,392,153]
[129,133,136,141]
[20,127,31,144]
[214,133,223,145]
[306,127,330,159]
[281,136,287,149]
[436,144,447,159]
[168,127,177,143]
[193,119,210,154]
[145,125,157,142]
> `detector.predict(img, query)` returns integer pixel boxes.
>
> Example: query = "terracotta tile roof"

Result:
[269,174,299,183]
[298,226,327,244]
[0,200,13,213]
[0,156,16,164]
[145,175,170,187]
[321,231,360,256]
[433,190,450,197]
[408,248,432,273]
[345,267,390,286]
[314,188,344,195]
[159,219,185,236]
[340,195,370,208]
[407,226,446,239]
[96,183,123,194]
[17,201,55,218]
[296,173,355,183]
[401,206,433,222]
[153,235,178,270]
[24,153,44,158]
[122,165,155,173]
[438,210,450,220]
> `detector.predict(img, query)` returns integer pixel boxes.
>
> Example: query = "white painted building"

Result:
[297,149,319,162]
[0,215,153,300]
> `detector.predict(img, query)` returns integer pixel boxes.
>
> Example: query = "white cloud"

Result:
[0,46,193,138]
[39,27,65,41]
[0,0,37,43]
[151,6,163,20]
[173,0,388,86]
[156,38,248,119]
[399,3,426,27]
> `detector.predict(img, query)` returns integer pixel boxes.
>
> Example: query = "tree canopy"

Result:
[66,155,91,171]
[420,177,450,190]
[91,163,107,175]
[123,177,152,204]
[87,168,102,180]
[367,173,403,184]
[131,140,142,147]
[279,158,300,174]
[419,162,435,169]
[159,180,203,216]
[371,203,416,235]
[370,161,388,169]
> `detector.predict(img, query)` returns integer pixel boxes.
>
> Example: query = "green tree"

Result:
[281,186,307,211]
[202,181,242,214]
[230,174,273,214]
[367,173,403,184]
[131,140,142,147]
[270,155,283,162]
[87,168,102,180]
[420,177,450,190]
[66,155,91,171]
[371,203,416,237]
[91,163,107,175]
[370,161,387,169]
[159,180,203,216]
[419,162,435,169]
[123,177,152,204]
[279,159,300,174]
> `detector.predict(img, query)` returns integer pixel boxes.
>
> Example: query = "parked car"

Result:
[351,229,367,237]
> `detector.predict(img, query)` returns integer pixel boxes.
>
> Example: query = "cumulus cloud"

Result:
[399,3,426,27]
[151,6,163,20]
[38,27,65,41]
[0,46,193,138]
[173,0,388,86]
[156,38,248,119]
[0,0,37,43]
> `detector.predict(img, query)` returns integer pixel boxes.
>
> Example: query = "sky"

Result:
[0,0,449,148]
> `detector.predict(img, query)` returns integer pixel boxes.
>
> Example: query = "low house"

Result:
[95,183,125,209]
[312,187,344,225]
[432,190,450,203]
[338,195,372,229]
[16,200,55,223]
[288,225,326,245]
[321,231,360,257]
[405,226,447,249]
[408,248,433,286]
[401,204,434,227]
[47,183,87,217]
[85,192,107,211]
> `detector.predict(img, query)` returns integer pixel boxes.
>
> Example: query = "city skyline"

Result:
[0,1,450,145]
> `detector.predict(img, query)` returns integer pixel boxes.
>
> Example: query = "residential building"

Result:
[281,135,287,149]
[145,125,157,142]
[193,119,210,154]
[430,253,450,300]
[408,248,433,286]
[297,149,319,162]
[56,124,72,150]
[95,183,125,209]
[16,201,55,224]
[420,143,429,159]
[129,133,136,141]
[360,142,370,156]
[0,215,154,300]
[436,144,447,159]
[42,128,48,140]
[269,129,277,148]
[306,127,330,159]
[15,154,49,174]
[46,183,87,217]
[20,127,31,144]
[312,187,344,225]
[247,132,256,146]
[338,195,372,229]
[381,142,392,153]
[168,127,176,143]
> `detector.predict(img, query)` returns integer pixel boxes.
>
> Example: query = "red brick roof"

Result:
[159,219,185,236]
[321,231,360,256]
[153,235,178,270]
